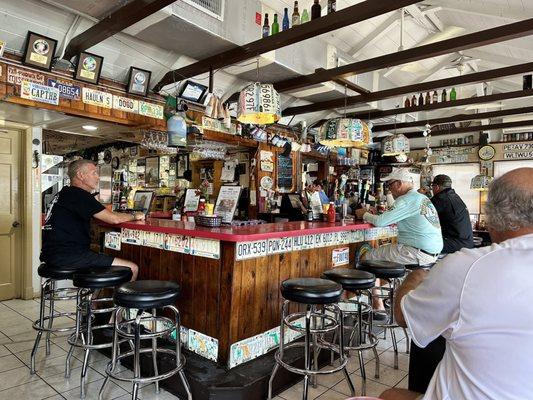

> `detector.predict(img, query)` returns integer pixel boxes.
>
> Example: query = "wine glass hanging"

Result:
[140,130,177,154]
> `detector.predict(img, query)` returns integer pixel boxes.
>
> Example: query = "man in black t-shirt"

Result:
[41,159,144,279]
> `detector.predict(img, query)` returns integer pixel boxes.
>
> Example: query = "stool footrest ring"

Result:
[274,342,347,376]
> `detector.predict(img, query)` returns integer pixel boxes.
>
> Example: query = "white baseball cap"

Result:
[381,168,414,183]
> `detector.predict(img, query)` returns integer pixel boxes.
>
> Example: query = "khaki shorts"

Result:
[364,243,438,266]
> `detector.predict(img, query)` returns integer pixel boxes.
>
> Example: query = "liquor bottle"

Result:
[442,88,447,102]
[301,8,309,23]
[262,13,270,38]
[271,14,279,34]
[292,1,300,26]
[311,0,322,19]
[523,74,532,90]
[404,97,411,108]
[419,93,424,106]
[282,7,290,31]
[411,94,417,106]
[327,0,336,13]
[432,90,438,103]
[425,92,431,104]
[450,87,457,101]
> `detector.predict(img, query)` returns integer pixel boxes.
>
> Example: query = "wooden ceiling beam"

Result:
[152,0,421,91]
[390,119,533,139]
[347,89,533,120]
[283,62,533,115]
[373,106,533,132]
[63,0,176,60]
[314,68,371,95]
[274,18,533,93]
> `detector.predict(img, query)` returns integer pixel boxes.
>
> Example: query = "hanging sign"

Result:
[82,87,112,108]
[332,247,350,267]
[139,101,164,119]
[104,232,121,251]
[47,78,81,100]
[503,143,533,160]
[7,66,45,86]
[20,81,59,105]
[113,95,139,113]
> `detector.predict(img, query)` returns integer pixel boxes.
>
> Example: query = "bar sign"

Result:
[332,247,349,267]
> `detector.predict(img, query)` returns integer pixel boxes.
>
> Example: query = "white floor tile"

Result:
[0,354,26,372]
[314,389,352,399]
[61,378,127,400]
[45,365,103,393]
[0,377,58,400]
[0,344,11,357]
[278,380,329,400]
[0,365,40,391]
[372,349,410,372]
[396,376,408,389]
[356,364,408,388]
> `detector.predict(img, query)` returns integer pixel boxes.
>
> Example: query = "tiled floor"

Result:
[0,299,410,400]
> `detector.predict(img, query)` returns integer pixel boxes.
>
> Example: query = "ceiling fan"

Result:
[443,53,481,74]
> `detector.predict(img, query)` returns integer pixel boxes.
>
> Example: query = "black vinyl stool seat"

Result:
[73,266,132,289]
[322,268,376,291]
[405,263,435,271]
[66,266,133,398]
[114,280,180,309]
[100,280,192,400]
[30,263,82,374]
[359,260,406,279]
[269,277,355,400]
[281,278,342,304]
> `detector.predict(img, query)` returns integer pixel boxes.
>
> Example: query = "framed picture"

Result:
[176,153,189,178]
[75,51,104,84]
[145,156,160,187]
[22,31,58,71]
[129,146,138,157]
[132,190,154,213]
[215,186,242,224]
[127,66,151,96]
[183,188,200,212]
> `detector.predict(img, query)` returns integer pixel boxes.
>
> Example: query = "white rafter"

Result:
[348,11,401,58]
[422,0,532,20]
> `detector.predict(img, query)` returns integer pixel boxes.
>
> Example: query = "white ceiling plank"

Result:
[425,0,531,20]
[349,12,400,58]
[419,54,459,82]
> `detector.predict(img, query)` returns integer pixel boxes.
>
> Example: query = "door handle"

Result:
[12,221,20,228]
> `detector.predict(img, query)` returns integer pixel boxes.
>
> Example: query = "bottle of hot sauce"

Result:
[327,202,336,223]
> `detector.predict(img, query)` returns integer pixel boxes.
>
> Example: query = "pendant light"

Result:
[470,166,492,191]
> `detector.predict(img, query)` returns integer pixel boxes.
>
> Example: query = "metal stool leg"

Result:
[403,327,410,354]
[132,311,142,400]
[65,288,84,378]
[31,279,49,374]
[151,308,160,394]
[268,301,287,400]
[172,307,192,400]
[80,291,93,398]
[338,308,355,397]
[45,280,56,355]
[302,305,312,400]
[99,308,121,400]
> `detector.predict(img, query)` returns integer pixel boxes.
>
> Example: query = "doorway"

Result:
[0,128,22,300]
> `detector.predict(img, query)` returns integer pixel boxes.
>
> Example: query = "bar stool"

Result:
[99,280,192,400]
[31,263,82,374]
[322,268,379,396]
[358,260,407,370]
[268,278,355,400]
[65,266,133,398]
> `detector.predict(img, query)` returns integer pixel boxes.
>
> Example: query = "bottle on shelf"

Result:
[327,0,336,13]
[523,74,533,90]
[262,13,270,38]
[282,7,290,31]
[442,88,447,102]
[292,1,300,26]
[301,8,310,23]
[172,206,181,221]
[419,93,424,106]
[271,13,279,34]
[327,202,336,223]
[450,87,457,101]
[411,94,417,106]
[425,92,431,105]
[432,90,438,103]
[311,0,322,19]
[404,97,411,108]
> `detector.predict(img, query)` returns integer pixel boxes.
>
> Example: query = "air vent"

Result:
[182,0,225,21]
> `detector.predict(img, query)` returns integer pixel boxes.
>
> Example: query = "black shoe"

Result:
[372,311,388,321]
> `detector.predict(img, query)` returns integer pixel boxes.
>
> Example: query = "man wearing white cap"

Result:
[356,167,443,266]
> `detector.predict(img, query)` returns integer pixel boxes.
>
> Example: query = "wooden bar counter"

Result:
[103,219,397,367]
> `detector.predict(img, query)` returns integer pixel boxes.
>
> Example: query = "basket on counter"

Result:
[194,215,222,227]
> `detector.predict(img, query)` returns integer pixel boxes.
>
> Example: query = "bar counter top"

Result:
[119,218,372,242]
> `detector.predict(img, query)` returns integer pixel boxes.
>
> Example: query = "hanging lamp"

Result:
[381,133,410,156]
[470,166,492,191]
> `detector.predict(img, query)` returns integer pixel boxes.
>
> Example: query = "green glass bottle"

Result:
[450,87,457,101]
[271,14,279,34]
[301,8,310,23]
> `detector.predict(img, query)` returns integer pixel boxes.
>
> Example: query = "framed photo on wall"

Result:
[75,51,104,84]
[22,31,58,71]
[176,153,189,178]
[145,156,160,187]
[127,66,152,96]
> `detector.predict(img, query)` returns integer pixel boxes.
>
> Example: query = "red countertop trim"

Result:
[118,219,373,242]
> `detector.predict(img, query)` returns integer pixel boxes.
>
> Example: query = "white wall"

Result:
[31,127,42,294]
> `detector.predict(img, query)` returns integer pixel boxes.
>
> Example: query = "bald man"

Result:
[41,159,143,280]
[381,168,533,400]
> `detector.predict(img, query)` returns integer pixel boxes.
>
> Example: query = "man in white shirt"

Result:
[381,167,533,400]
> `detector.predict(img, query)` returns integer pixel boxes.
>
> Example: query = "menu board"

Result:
[215,186,241,223]
[277,154,293,192]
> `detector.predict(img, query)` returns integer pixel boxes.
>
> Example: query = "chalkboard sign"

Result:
[277,154,294,192]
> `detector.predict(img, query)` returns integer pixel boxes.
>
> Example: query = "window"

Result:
[432,163,480,213]
[494,160,533,178]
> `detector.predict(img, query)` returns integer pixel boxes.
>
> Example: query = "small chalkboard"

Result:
[277,154,294,192]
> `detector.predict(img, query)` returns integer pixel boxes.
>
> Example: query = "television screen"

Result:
[178,80,208,103]
[167,115,187,147]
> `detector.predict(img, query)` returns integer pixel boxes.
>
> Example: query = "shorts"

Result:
[364,243,438,266]
[42,250,115,270]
